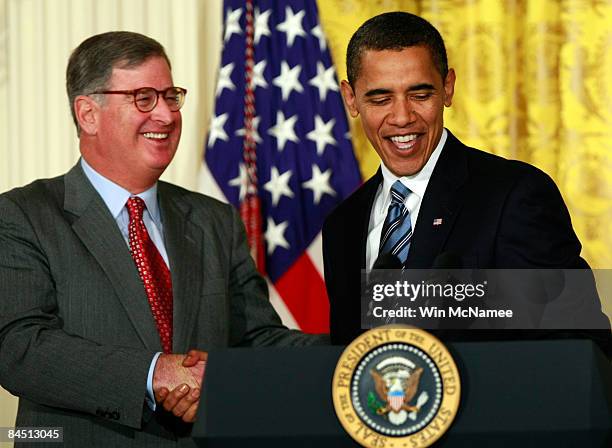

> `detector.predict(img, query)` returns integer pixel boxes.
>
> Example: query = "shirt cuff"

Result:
[145,352,163,411]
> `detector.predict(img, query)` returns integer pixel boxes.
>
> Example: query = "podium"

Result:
[192,340,612,447]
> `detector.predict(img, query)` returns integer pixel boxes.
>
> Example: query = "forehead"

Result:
[108,56,173,88]
[354,46,441,89]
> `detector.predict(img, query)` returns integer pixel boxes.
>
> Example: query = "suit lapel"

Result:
[64,163,162,350]
[158,184,203,352]
[406,132,469,268]
[357,171,383,269]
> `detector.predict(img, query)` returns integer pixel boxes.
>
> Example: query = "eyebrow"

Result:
[408,83,436,92]
[364,88,392,97]
[364,83,436,97]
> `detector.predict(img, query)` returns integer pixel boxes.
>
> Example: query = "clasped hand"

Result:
[152,349,207,423]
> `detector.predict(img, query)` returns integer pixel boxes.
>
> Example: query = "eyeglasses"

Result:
[88,86,187,112]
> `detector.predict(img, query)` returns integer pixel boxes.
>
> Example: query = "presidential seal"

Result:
[332,326,461,448]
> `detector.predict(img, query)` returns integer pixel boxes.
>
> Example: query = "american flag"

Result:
[202,0,361,332]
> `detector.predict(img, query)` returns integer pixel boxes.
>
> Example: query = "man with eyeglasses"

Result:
[0,31,325,446]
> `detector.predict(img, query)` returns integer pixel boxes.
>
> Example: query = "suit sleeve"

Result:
[497,165,585,267]
[322,216,345,344]
[0,196,154,429]
[496,167,611,355]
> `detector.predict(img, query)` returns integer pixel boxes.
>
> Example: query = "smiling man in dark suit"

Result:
[323,12,611,353]
[0,31,324,446]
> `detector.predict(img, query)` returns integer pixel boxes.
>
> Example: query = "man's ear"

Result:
[443,68,456,108]
[74,95,99,135]
[340,80,359,118]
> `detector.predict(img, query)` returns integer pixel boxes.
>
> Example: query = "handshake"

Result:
[153,349,207,423]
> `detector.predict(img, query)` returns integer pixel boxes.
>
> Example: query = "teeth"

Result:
[390,134,418,150]
[143,132,168,139]
[390,134,417,143]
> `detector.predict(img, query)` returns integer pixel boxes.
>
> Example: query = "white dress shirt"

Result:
[366,129,448,270]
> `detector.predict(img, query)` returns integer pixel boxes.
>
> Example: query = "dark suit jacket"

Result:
[322,131,611,353]
[0,162,323,447]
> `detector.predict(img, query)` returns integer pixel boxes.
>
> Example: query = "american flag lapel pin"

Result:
[433,218,443,226]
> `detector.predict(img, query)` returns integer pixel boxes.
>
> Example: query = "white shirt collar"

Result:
[380,128,448,203]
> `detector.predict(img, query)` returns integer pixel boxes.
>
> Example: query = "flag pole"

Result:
[240,0,265,273]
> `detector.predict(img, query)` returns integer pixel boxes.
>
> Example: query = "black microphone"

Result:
[364,253,402,323]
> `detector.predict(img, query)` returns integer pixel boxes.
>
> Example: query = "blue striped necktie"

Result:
[379,180,413,265]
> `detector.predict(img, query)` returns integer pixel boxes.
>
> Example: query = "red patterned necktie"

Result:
[126,197,173,353]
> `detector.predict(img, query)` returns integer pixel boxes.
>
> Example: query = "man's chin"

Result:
[385,156,425,177]
[143,149,177,170]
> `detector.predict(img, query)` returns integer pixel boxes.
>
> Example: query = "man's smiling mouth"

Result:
[389,134,419,149]
[143,132,169,140]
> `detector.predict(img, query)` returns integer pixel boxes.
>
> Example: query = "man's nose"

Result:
[388,99,415,127]
[150,96,175,125]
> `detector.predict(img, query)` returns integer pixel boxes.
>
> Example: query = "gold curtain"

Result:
[317,0,612,271]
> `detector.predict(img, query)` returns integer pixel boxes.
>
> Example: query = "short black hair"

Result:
[346,11,448,85]
[66,31,171,131]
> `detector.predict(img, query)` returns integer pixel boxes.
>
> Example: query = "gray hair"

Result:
[66,31,171,131]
